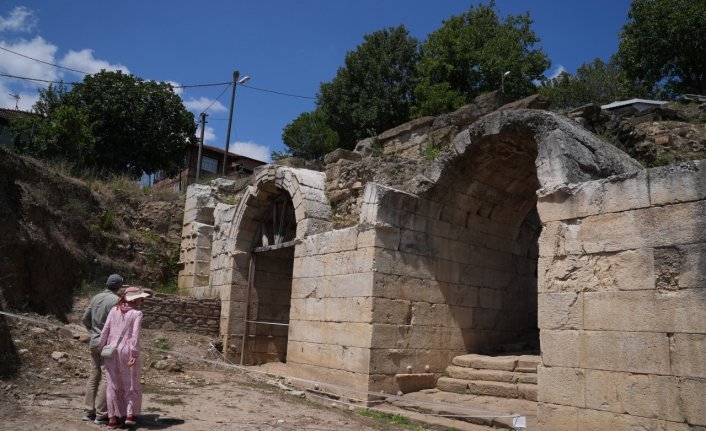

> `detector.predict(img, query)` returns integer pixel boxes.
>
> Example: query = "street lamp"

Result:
[222,71,251,176]
[501,70,510,94]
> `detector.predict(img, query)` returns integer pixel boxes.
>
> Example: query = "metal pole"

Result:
[196,112,207,182]
[240,253,255,365]
[222,70,240,176]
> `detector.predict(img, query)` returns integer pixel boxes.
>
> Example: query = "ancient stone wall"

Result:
[536,161,706,430]
[142,293,221,335]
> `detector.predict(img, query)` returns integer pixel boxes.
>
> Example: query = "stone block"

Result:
[452,354,518,371]
[584,290,706,333]
[578,408,670,431]
[677,244,706,288]
[649,160,706,205]
[539,249,655,293]
[394,373,436,394]
[538,365,585,407]
[369,348,454,375]
[680,378,706,426]
[467,380,520,398]
[323,148,362,165]
[519,383,537,401]
[565,200,706,254]
[538,292,583,330]
[580,330,670,374]
[437,377,468,394]
[538,171,650,222]
[286,340,370,374]
[538,402,578,431]
[671,334,706,378]
[584,369,683,422]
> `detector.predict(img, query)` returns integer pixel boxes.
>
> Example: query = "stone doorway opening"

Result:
[241,193,297,365]
[427,124,541,355]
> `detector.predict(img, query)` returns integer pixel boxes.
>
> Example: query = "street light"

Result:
[222,71,250,175]
[501,70,510,94]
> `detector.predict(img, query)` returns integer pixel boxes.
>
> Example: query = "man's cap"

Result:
[106,274,124,290]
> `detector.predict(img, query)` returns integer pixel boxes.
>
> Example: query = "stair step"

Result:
[452,354,539,372]
[437,377,537,401]
[446,366,537,384]
[390,389,538,430]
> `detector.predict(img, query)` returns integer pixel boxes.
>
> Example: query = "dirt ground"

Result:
[0,298,474,431]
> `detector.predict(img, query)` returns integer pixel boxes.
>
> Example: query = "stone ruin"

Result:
[177,92,705,429]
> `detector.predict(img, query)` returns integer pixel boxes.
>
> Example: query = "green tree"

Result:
[616,0,706,97]
[317,25,419,149]
[274,109,339,160]
[413,1,550,116]
[539,58,641,111]
[12,71,196,177]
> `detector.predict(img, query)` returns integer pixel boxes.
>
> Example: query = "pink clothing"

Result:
[99,307,144,418]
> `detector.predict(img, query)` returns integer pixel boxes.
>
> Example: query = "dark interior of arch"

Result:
[424,124,541,353]
[241,187,297,364]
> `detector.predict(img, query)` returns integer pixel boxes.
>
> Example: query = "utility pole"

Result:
[196,112,207,182]
[222,70,240,176]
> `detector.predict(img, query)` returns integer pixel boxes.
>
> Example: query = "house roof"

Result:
[0,108,39,122]
[188,142,267,164]
[600,98,668,110]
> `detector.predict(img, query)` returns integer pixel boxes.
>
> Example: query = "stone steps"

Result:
[439,354,539,401]
[389,388,537,430]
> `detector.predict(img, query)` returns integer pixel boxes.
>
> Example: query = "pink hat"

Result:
[123,286,151,302]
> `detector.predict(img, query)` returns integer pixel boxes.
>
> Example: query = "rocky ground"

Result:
[0,297,483,431]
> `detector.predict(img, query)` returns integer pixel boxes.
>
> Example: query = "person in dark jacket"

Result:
[81,274,124,424]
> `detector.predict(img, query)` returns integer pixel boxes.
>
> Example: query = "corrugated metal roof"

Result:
[600,98,668,110]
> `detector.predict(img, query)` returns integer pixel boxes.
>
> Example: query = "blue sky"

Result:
[0,1,632,162]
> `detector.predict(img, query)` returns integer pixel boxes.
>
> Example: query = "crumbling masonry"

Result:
[178,93,706,430]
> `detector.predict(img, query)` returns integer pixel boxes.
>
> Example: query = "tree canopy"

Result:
[616,0,706,97]
[274,109,339,160]
[412,1,550,116]
[12,71,197,177]
[317,25,419,149]
[539,58,641,111]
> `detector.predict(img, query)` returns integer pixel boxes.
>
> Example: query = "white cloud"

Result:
[231,141,271,163]
[196,125,217,145]
[59,49,129,75]
[183,97,226,113]
[548,64,567,80]
[0,36,60,84]
[165,81,183,96]
[0,6,37,32]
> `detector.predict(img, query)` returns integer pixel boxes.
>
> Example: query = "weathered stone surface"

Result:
[378,116,435,142]
[580,331,670,374]
[649,160,706,205]
[436,377,468,394]
[584,290,706,333]
[537,366,585,407]
[498,94,551,111]
[538,249,655,293]
[394,373,436,393]
[540,330,580,368]
[467,380,520,398]
[538,402,578,431]
[670,334,706,378]
[452,354,518,371]
[324,148,362,165]
[538,292,583,329]
[680,378,706,426]
[584,370,683,422]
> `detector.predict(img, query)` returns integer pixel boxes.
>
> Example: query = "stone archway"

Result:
[221,165,331,361]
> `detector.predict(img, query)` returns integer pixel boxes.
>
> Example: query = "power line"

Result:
[200,82,231,115]
[0,44,88,75]
[240,83,316,100]
[0,71,72,85]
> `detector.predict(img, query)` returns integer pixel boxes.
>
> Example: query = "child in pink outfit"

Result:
[99,287,150,429]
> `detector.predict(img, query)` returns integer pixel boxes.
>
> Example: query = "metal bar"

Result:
[240,253,255,366]
[244,320,290,327]
[252,239,299,253]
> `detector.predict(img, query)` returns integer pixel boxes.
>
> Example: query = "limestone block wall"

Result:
[205,203,237,300]
[142,293,221,335]
[535,161,706,430]
[360,183,539,393]
[178,184,216,293]
[286,227,376,397]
